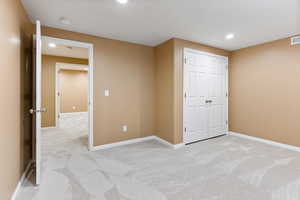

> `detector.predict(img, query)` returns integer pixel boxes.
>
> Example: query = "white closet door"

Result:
[183,52,209,144]
[183,49,228,144]
[207,57,227,138]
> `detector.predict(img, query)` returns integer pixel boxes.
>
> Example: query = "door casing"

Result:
[41,36,94,151]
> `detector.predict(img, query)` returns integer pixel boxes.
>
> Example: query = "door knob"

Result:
[29,108,47,114]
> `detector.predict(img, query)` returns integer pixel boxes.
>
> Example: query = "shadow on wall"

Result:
[20,29,33,178]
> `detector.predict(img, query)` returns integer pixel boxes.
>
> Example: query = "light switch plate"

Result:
[122,125,128,132]
[104,89,110,97]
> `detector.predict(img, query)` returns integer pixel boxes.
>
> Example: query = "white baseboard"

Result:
[41,126,56,130]
[153,136,185,149]
[60,112,88,116]
[11,160,33,200]
[92,136,185,151]
[229,131,300,152]
[92,136,156,151]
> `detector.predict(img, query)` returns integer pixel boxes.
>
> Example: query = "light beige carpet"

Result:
[17,115,300,200]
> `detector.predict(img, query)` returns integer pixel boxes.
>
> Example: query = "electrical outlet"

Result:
[122,125,128,132]
[72,106,76,110]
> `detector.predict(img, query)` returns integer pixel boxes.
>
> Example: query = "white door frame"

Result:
[42,36,94,151]
[35,20,42,185]
[183,48,229,144]
[55,63,89,128]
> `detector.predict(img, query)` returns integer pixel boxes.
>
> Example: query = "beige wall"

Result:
[41,27,156,145]
[42,55,88,127]
[60,69,88,113]
[0,0,32,199]
[230,37,300,147]
[154,40,175,143]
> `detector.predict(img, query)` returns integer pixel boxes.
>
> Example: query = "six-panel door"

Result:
[184,49,227,144]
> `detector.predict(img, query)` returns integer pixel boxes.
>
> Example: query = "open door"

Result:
[30,20,44,185]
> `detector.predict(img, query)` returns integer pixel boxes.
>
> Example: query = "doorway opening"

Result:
[41,36,94,151]
[55,63,89,129]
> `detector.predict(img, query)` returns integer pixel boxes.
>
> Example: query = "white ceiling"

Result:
[42,38,88,59]
[22,0,300,50]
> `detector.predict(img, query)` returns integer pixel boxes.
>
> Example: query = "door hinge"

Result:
[184,57,187,64]
[226,120,228,125]
[184,92,187,98]
[226,92,228,97]
[57,92,60,96]
[184,127,187,132]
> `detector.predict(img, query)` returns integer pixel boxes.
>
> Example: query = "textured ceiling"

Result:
[22,0,300,50]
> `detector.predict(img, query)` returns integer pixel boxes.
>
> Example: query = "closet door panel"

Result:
[207,58,227,137]
[184,52,209,144]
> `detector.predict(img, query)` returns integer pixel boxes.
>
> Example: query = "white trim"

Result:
[153,136,185,149]
[35,20,42,185]
[88,43,94,151]
[92,136,185,151]
[56,63,88,71]
[183,48,229,144]
[229,131,300,152]
[92,136,156,151]
[41,126,56,130]
[42,36,93,49]
[184,48,229,60]
[11,161,33,200]
[42,36,94,151]
[60,112,88,115]
[291,35,300,45]
[55,64,60,128]
[173,143,186,149]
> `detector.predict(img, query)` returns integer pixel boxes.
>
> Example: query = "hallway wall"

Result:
[0,0,32,199]
[60,69,88,113]
[41,55,88,127]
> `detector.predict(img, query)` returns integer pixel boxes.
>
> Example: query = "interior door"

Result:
[31,20,43,185]
[207,57,228,138]
[183,49,228,144]
[183,52,209,144]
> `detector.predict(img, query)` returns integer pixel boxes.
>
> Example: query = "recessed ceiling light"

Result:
[116,0,128,4]
[48,43,56,48]
[59,17,71,25]
[226,33,235,40]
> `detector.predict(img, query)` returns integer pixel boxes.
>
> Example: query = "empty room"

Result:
[1,0,300,200]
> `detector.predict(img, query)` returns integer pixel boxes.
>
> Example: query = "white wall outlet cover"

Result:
[104,89,110,96]
[122,125,128,132]
[72,106,76,110]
